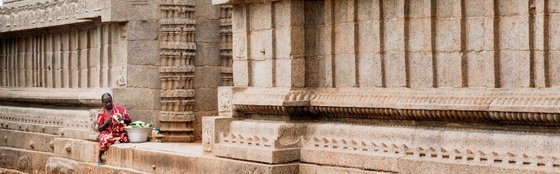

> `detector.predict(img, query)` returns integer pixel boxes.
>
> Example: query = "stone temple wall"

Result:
[204,0,560,173]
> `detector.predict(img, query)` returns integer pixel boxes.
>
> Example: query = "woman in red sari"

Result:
[97,93,132,164]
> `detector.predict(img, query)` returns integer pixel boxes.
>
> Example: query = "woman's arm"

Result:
[98,118,112,132]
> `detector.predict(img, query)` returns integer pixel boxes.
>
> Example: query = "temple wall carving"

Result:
[158,0,197,142]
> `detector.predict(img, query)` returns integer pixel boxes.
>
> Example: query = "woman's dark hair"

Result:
[101,93,112,101]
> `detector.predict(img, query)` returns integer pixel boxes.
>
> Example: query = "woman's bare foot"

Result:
[97,157,105,165]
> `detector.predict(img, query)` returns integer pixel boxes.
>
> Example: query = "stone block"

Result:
[358,53,383,87]
[232,32,248,59]
[214,144,300,164]
[195,0,221,19]
[232,60,250,86]
[548,14,560,51]
[112,88,160,110]
[409,52,434,88]
[126,20,158,41]
[465,0,494,17]
[436,19,461,52]
[53,138,98,163]
[304,0,325,25]
[249,2,273,30]
[305,55,327,87]
[498,0,528,16]
[198,156,299,174]
[408,0,431,17]
[299,163,383,174]
[334,23,356,54]
[251,60,273,87]
[274,1,291,28]
[334,0,355,23]
[385,51,407,87]
[357,0,374,21]
[436,52,463,87]
[408,19,432,52]
[249,29,273,60]
[126,65,160,89]
[217,87,234,116]
[533,51,546,88]
[110,0,159,21]
[383,19,405,51]
[0,129,56,153]
[466,51,496,87]
[194,88,218,112]
[499,51,531,88]
[127,41,159,66]
[358,20,381,54]
[203,116,233,152]
[275,58,305,87]
[193,66,222,88]
[214,120,304,164]
[232,5,248,33]
[304,26,326,57]
[195,19,221,43]
[382,0,406,19]
[551,0,560,13]
[466,18,489,51]
[334,54,357,87]
[499,16,530,50]
[0,146,53,173]
[195,42,222,66]
[547,51,560,87]
[275,27,304,59]
[436,0,461,18]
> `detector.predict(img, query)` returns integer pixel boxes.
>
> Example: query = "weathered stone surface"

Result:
[0,146,53,173]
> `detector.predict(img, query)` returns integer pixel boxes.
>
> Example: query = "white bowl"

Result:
[125,127,152,143]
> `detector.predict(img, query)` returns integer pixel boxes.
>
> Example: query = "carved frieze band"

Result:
[232,88,560,125]
[301,123,560,171]
[0,0,110,32]
[0,106,95,134]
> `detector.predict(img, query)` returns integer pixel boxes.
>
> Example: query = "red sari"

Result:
[97,104,131,151]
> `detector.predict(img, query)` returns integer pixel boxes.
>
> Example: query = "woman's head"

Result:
[101,93,113,110]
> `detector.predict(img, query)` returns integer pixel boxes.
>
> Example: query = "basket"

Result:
[125,127,152,143]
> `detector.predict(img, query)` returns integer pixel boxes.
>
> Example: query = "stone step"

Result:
[101,142,298,173]
[0,167,28,174]
[0,129,57,153]
[46,157,150,174]
[0,146,54,173]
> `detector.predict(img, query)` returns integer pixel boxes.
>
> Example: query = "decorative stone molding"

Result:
[0,106,97,140]
[202,116,232,152]
[300,123,560,172]
[0,0,111,32]
[0,88,110,106]
[213,120,304,164]
[231,88,560,126]
[158,0,197,142]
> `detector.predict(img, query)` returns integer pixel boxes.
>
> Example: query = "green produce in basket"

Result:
[125,121,153,128]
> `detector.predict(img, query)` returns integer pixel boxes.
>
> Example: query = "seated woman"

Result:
[96,93,132,164]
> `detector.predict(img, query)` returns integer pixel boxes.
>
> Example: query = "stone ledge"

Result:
[0,88,109,106]
[214,144,300,164]
[212,0,281,5]
[0,146,54,173]
[53,138,98,164]
[46,157,149,174]
[232,87,560,125]
[0,129,57,153]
